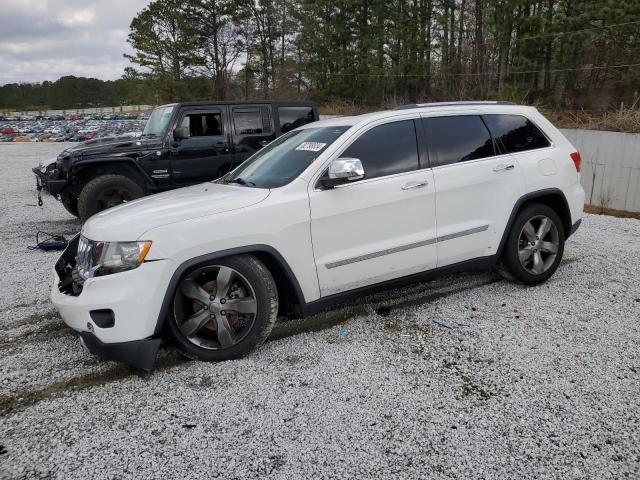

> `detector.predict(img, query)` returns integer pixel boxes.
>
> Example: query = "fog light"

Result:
[89,309,115,328]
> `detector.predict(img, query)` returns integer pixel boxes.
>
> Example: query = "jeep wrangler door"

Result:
[229,105,276,169]
[170,107,232,185]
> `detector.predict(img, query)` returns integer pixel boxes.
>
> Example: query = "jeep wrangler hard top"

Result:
[33,101,319,221]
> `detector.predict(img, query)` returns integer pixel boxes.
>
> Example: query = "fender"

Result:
[153,244,306,336]
[71,156,156,189]
[496,187,572,258]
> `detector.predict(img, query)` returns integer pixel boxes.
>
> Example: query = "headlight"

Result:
[39,157,56,172]
[76,235,152,279]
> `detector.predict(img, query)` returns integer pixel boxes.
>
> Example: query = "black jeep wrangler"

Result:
[33,101,318,221]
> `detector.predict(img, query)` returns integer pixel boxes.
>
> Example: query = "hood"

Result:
[82,183,270,241]
[59,135,155,160]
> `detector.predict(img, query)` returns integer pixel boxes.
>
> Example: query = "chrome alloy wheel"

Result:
[517,215,560,275]
[173,265,258,349]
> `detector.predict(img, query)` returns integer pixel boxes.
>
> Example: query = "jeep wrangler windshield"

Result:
[142,105,175,137]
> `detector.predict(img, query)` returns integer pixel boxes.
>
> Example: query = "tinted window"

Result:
[342,120,419,179]
[278,106,315,133]
[223,126,350,188]
[180,112,222,137]
[425,115,494,166]
[484,114,550,153]
[232,108,271,135]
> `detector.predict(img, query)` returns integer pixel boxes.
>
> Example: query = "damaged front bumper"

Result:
[51,235,170,371]
[32,162,67,197]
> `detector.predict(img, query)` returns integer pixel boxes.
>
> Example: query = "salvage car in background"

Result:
[33,101,318,221]
[51,102,585,370]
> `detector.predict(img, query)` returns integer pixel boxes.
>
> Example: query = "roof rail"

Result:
[393,101,515,110]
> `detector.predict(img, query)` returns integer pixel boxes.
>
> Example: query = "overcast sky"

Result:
[0,0,153,85]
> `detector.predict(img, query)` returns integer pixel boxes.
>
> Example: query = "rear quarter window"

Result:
[278,107,315,133]
[484,114,550,153]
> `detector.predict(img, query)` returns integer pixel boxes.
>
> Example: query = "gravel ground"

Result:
[1,143,639,480]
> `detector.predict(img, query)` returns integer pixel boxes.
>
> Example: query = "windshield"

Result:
[142,105,175,137]
[223,126,350,188]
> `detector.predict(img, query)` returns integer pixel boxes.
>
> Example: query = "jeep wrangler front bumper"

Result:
[33,166,67,196]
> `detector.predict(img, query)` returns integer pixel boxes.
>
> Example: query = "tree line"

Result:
[120,0,640,109]
[2,0,640,111]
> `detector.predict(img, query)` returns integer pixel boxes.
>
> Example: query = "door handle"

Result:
[493,163,515,172]
[401,181,428,190]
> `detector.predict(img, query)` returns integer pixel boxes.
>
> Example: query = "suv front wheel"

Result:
[500,203,565,285]
[168,255,278,361]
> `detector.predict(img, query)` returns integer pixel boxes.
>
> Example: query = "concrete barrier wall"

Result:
[560,129,640,213]
[3,105,153,117]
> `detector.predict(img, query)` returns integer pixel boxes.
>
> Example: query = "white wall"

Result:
[561,128,640,212]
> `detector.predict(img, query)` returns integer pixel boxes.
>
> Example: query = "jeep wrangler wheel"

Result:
[499,203,565,285]
[60,192,79,217]
[77,174,144,222]
[168,255,278,362]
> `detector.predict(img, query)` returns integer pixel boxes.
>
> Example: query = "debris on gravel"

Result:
[1,143,639,479]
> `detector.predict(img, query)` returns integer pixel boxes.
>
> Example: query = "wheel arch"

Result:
[72,158,153,193]
[496,188,572,258]
[153,245,306,336]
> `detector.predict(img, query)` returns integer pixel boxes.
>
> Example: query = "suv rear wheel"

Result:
[77,174,144,222]
[168,255,278,361]
[499,203,565,285]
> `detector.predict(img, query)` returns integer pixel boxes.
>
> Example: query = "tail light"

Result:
[570,151,581,173]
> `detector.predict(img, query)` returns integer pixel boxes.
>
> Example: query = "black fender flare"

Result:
[71,157,155,190]
[153,245,307,336]
[496,187,573,258]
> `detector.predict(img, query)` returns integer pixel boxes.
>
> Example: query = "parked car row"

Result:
[0,114,148,143]
[43,100,585,370]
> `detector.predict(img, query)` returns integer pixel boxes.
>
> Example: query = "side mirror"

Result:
[173,126,189,140]
[320,158,365,189]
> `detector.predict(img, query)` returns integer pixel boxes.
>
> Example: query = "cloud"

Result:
[0,0,152,84]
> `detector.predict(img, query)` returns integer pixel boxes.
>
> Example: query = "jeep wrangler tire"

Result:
[60,192,79,218]
[78,174,144,222]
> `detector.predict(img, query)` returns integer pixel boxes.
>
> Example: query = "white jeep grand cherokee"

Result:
[51,102,585,370]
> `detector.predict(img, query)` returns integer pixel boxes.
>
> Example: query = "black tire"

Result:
[60,192,79,217]
[167,254,278,362]
[499,203,565,285]
[77,174,144,222]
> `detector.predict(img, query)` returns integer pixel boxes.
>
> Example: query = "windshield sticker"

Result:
[296,141,327,152]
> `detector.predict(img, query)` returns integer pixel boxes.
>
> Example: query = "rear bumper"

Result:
[79,331,161,371]
[33,167,67,196]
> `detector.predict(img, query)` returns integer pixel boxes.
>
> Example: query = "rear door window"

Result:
[341,120,419,179]
[484,114,550,153]
[278,106,315,133]
[232,106,273,135]
[423,115,495,167]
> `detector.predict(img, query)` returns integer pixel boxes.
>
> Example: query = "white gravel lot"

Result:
[1,143,639,480]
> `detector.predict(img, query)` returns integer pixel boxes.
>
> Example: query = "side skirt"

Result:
[299,255,498,318]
